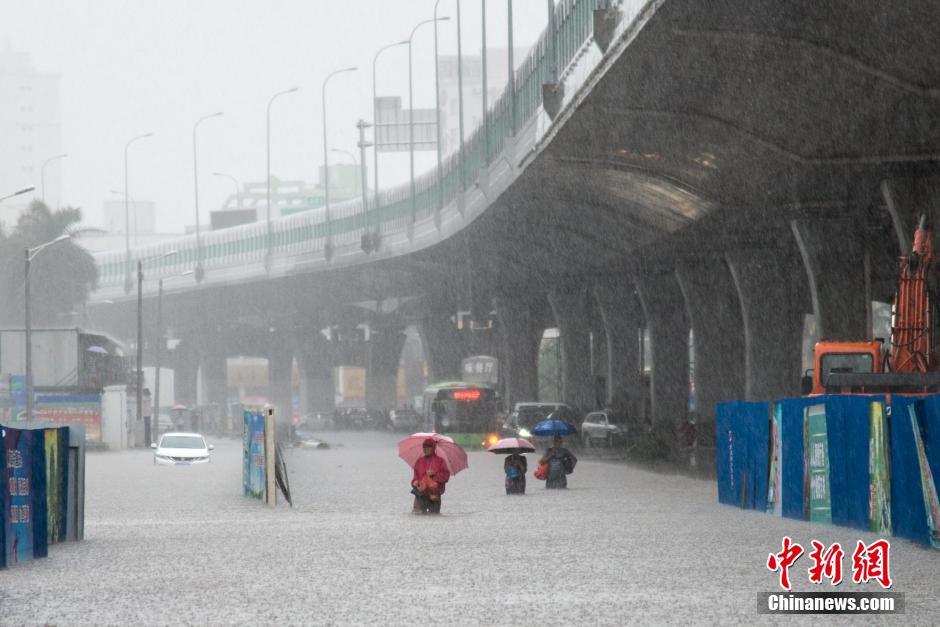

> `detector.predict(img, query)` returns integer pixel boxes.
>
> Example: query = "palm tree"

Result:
[0,200,98,326]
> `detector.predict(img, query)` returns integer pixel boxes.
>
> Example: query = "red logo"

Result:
[851,539,892,589]
[767,536,804,591]
[807,541,844,585]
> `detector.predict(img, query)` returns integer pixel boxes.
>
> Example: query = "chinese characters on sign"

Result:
[767,537,892,590]
[460,356,498,386]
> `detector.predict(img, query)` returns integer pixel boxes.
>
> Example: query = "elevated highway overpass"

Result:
[87,0,940,456]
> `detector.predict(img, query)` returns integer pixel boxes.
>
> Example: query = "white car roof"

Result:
[160,432,205,438]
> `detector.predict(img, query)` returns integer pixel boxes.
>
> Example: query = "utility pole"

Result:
[357,119,374,253]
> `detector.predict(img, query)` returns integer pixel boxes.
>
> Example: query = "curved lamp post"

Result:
[41,154,68,205]
[193,112,223,282]
[136,249,180,444]
[266,88,299,258]
[124,132,153,293]
[372,39,408,213]
[212,172,242,209]
[408,16,449,224]
[0,186,35,203]
[25,234,71,421]
[322,66,358,213]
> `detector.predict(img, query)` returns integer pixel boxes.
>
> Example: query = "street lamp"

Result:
[266,88,299,259]
[137,249,179,445]
[41,154,68,205]
[24,233,71,421]
[124,132,153,293]
[434,0,444,212]
[212,172,242,209]
[330,148,358,166]
[322,66,357,213]
[193,112,223,283]
[152,266,192,445]
[0,186,35,203]
[409,16,449,225]
[456,0,465,189]
[372,39,409,214]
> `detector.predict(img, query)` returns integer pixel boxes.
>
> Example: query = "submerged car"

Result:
[502,402,578,438]
[581,410,627,448]
[389,408,422,431]
[151,432,214,465]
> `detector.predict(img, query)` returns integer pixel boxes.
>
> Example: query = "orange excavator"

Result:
[807,214,940,395]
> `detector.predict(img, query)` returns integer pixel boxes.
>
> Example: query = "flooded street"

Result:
[1,431,937,624]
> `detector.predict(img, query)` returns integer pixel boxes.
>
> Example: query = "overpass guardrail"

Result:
[93,0,641,298]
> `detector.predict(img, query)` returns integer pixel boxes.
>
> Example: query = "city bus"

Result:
[420,381,499,448]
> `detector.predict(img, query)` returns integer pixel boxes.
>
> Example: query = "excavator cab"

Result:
[808,340,884,395]
[804,214,940,396]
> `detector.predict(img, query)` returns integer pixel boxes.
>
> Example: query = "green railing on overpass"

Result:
[95,0,619,288]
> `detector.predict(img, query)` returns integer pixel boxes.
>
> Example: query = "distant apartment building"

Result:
[437,48,528,156]
[0,46,62,228]
[101,198,157,238]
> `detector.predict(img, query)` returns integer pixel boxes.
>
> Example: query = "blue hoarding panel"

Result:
[889,396,929,545]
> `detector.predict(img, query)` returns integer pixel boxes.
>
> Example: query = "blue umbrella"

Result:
[532,419,578,436]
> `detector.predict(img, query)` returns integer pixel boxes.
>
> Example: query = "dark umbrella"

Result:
[532,419,578,437]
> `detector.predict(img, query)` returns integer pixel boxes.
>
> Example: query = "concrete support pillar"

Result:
[417,307,463,381]
[592,278,643,409]
[494,295,542,408]
[634,268,689,428]
[548,285,594,413]
[200,350,229,430]
[300,338,334,415]
[726,251,806,400]
[792,218,870,341]
[173,341,199,407]
[367,325,406,411]
[880,175,940,254]
[674,259,745,430]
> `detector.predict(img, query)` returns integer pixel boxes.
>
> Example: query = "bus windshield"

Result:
[423,383,498,442]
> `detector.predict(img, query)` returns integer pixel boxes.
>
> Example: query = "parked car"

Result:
[334,408,372,430]
[581,410,627,448]
[502,402,578,439]
[299,412,335,431]
[151,432,213,465]
[389,408,422,431]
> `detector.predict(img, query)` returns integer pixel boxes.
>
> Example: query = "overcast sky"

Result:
[1,0,551,234]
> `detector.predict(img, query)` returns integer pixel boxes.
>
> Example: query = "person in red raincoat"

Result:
[411,438,451,514]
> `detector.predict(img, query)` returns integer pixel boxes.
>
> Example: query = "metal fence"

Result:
[95,0,622,287]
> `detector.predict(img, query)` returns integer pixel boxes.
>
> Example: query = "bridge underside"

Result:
[88,1,940,456]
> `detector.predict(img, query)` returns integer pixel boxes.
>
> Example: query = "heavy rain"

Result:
[1,0,940,624]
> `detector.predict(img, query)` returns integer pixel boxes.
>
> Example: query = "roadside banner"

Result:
[805,403,831,524]
[869,401,891,534]
[243,410,265,499]
[34,394,102,442]
[909,405,940,548]
[767,402,782,516]
[44,427,69,545]
[1,426,47,567]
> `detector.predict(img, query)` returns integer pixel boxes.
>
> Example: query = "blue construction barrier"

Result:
[716,394,940,547]
[715,401,769,509]
[825,395,877,531]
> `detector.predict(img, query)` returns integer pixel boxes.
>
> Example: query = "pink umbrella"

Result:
[398,432,469,475]
[487,437,536,454]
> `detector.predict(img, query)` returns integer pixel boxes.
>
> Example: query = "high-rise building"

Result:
[437,48,528,156]
[0,45,62,228]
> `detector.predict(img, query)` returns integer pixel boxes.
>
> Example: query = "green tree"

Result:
[0,201,98,326]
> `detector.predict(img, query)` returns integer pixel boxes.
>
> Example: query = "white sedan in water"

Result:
[151,432,214,465]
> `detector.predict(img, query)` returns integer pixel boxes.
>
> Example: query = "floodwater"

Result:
[1,431,938,624]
